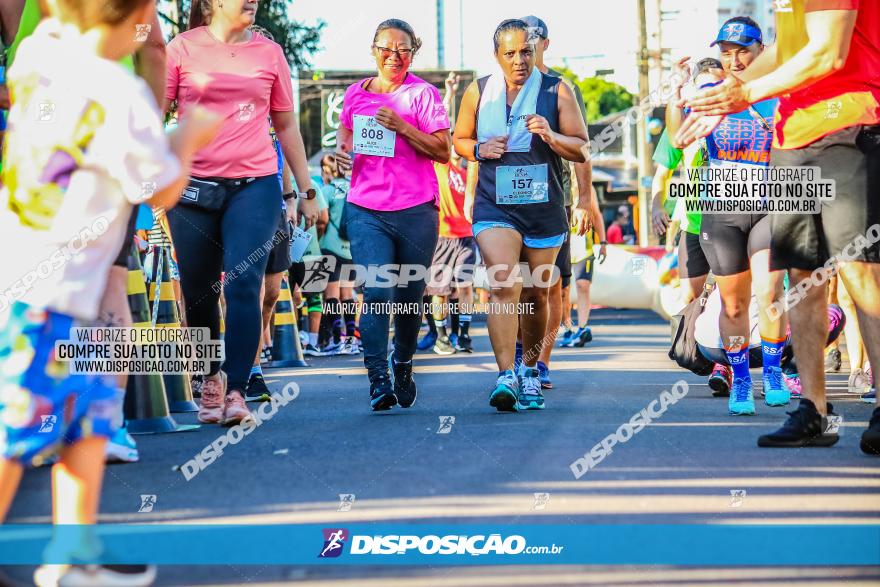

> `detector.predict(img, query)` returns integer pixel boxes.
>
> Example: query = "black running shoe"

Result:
[757,399,840,448]
[245,373,271,402]
[370,375,397,411]
[455,333,474,353]
[860,407,880,456]
[389,354,418,408]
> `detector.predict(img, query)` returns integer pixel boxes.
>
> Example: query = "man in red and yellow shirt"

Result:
[681,0,880,453]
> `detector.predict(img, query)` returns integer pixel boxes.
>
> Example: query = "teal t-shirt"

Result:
[319,178,351,260]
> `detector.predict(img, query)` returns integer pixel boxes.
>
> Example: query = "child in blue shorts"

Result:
[0,0,219,584]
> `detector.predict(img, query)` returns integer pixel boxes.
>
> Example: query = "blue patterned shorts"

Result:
[0,303,122,467]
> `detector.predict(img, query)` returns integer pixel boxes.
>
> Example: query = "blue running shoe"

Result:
[517,367,545,410]
[536,361,552,389]
[558,329,575,347]
[862,389,876,404]
[763,366,790,407]
[514,342,523,373]
[729,377,756,416]
[105,427,139,463]
[449,333,459,349]
[490,370,519,412]
[416,331,437,351]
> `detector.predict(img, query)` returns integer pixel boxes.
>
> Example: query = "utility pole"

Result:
[436,0,445,69]
[636,0,653,246]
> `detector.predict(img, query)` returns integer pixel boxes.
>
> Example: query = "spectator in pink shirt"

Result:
[165,0,318,426]
[334,19,451,412]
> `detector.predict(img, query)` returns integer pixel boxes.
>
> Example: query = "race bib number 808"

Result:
[353,114,396,157]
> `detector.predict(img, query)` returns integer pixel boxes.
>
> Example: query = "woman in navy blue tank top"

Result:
[452,19,588,412]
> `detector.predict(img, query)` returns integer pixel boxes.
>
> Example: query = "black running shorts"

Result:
[699,213,771,276]
[770,125,880,271]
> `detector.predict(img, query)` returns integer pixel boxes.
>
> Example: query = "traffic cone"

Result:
[148,246,199,413]
[270,276,307,368]
[124,244,199,434]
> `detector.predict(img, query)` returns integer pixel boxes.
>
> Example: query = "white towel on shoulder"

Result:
[477,67,542,153]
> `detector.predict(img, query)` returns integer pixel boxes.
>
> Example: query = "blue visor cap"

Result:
[710,23,763,47]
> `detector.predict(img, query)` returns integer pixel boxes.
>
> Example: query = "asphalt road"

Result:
[4,309,879,586]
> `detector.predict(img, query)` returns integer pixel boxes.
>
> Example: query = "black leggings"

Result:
[167,175,281,392]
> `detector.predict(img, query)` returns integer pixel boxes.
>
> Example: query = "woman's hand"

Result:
[525,114,554,144]
[571,200,592,237]
[375,107,408,133]
[335,146,352,174]
[478,136,508,159]
[298,195,319,230]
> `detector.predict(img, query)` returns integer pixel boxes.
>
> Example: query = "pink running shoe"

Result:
[223,389,251,425]
[783,373,803,398]
[198,372,226,423]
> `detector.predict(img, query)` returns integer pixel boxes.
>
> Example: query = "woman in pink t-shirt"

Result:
[165,0,318,426]
[334,19,451,412]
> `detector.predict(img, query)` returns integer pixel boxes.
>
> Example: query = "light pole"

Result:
[636,0,653,246]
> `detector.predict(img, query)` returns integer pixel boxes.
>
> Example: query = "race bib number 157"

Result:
[353,114,396,157]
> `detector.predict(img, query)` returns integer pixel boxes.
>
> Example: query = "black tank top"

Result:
[473,72,568,238]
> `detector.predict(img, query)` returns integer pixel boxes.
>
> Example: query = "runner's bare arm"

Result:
[271,109,319,228]
[374,106,450,163]
[133,11,166,107]
[335,125,353,172]
[528,81,587,163]
[687,9,857,114]
[464,160,478,223]
[651,164,673,236]
[590,186,606,245]
[452,81,480,161]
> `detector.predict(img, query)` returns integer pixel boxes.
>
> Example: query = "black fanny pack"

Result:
[180,177,258,210]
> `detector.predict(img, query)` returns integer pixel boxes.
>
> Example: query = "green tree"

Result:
[551,66,634,122]
[166,0,324,68]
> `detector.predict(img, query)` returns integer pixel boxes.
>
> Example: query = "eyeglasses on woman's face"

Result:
[373,45,413,60]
